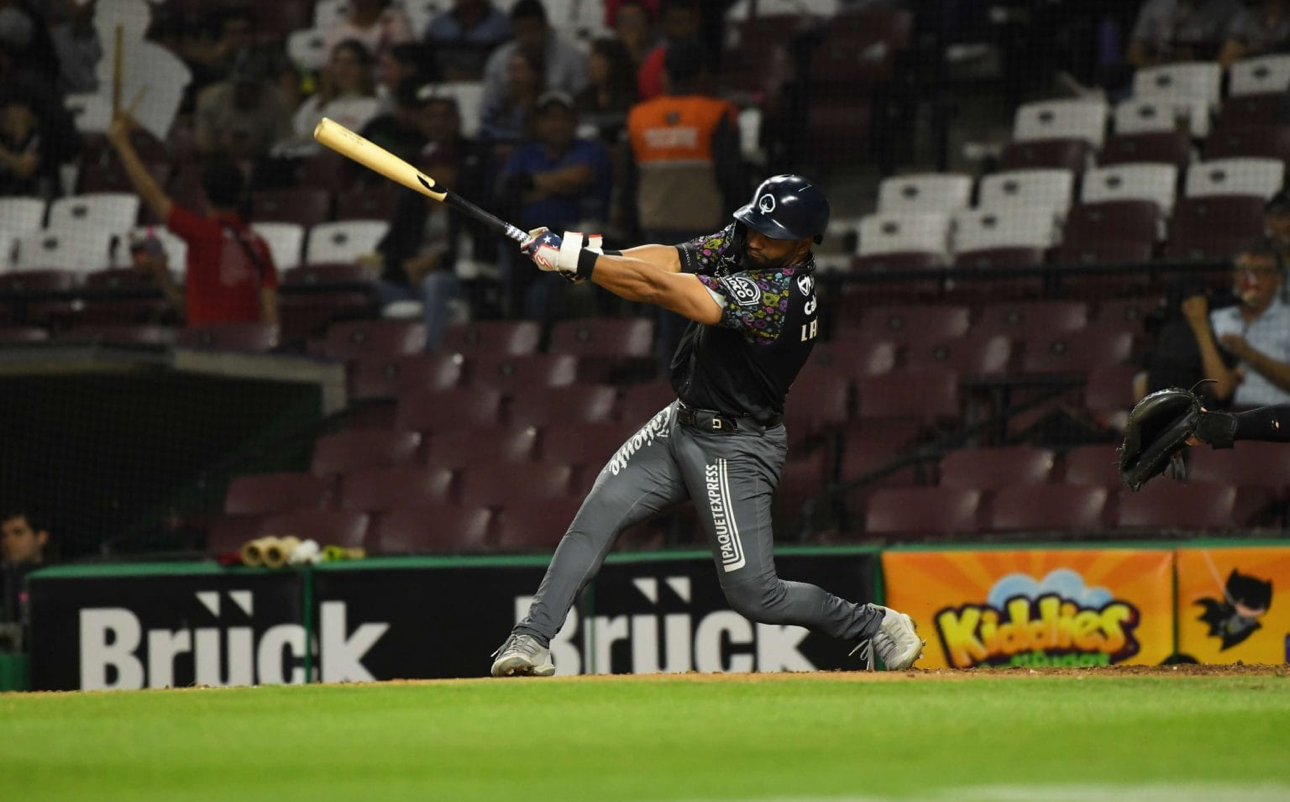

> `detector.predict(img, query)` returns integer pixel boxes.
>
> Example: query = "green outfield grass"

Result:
[3,671,1289,802]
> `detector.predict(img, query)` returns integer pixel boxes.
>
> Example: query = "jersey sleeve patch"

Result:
[697,270,792,345]
[676,223,737,275]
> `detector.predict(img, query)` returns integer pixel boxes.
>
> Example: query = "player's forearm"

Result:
[1191,324,1238,400]
[112,137,172,220]
[1239,347,1290,393]
[617,244,682,273]
[1233,405,1290,441]
[588,255,719,323]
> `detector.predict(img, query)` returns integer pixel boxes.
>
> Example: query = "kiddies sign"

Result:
[883,549,1174,669]
[1176,546,1290,665]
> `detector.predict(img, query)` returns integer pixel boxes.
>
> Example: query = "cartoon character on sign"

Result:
[1197,569,1273,650]
[933,569,1142,668]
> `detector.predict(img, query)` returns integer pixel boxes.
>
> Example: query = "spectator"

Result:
[284,40,382,156]
[1128,0,1244,68]
[424,0,512,81]
[479,48,544,145]
[1220,0,1290,68]
[1,509,49,629]
[45,0,101,94]
[324,0,414,58]
[175,5,256,93]
[1135,279,1236,404]
[361,76,429,168]
[0,0,60,86]
[0,91,49,196]
[194,48,294,160]
[107,112,280,326]
[611,0,658,68]
[576,37,639,145]
[1183,239,1290,408]
[497,90,612,320]
[637,0,702,101]
[623,37,744,366]
[481,1,587,119]
[377,43,431,113]
[1266,189,1290,270]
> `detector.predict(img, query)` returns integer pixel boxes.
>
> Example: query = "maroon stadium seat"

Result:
[224,472,335,515]
[865,487,981,536]
[468,353,579,392]
[1096,296,1162,327]
[278,292,373,344]
[851,251,947,272]
[311,430,422,475]
[204,514,263,555]
[1166,196,1266,260]
[989,485,1108,531]
[999,138,1093,173]
[321,319,427,362]
[548,317,654,358]
[540,421,634,468]
[507,384,618,427]
[350,351,464,399]
[0,326,48,342]
[57,324,177,345]
[1020,328,1135,373]
[441,320,541,356]
[0,269,75,293]
[806,101,873,166]
[258,510,369,548]
[838,427,925,483]
[494,497,585,551]
[952,247,1046,270]
[1217,92,1286,129]
[1055,239,1154,266]
[839,304,970,347]
[283,263,371,285]
[339,464,454,512]
[1202,125,1290,163]
[904,334,1012,377]
[1083,364,1140,414]
[1061,444,1120,487]
[773,450,829,523]
[809,340,898,379]
[855,369,960,422]
[808,9,912,87]
[396,387,504,433]
[1115,482,1237,529]
[619,382,676,422]
[976,300,1089,341]
[1188,441,1290,499]
[459,462,574,507]
[1063,200,1159,246]
[939,446,1055,490]
[1098,131,1192,171]
[251,187,332,227]
[783,367,851,440]
[335,186,397,221]
[423,425,538,469]
[177,323,280,352]
[370,505,493,553]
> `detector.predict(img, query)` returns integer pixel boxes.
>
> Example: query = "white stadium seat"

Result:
[857,211,952,259]
[16,225,114,273]
[952,207,1059,253]
[252,222,306,270]
[727,0,839,19]
[1114,96,1210,138]
[0,197,47,236]
[121,226,188,273]
[287,29,330,73]
[313,0,348,29]
[977,169,1075,219]
[1185,158,1286,199]
[47,193,140,234]
[1013,99,1109,148]
[306,220,390,264]
[434,81,485,139]
[1080,163,1179,217]
[401,1,447,37]
[1229,54,1290,96]
[1132,62,1223,107]
[877,173,973,215]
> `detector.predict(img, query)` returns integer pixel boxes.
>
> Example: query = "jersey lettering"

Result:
[800,320,818,341]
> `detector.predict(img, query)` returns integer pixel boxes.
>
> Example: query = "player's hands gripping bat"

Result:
[521,227,604,284]
[1117,387,1238,491]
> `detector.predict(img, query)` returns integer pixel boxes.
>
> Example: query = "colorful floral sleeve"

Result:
[675,224,737,275]
[697,270,793,345]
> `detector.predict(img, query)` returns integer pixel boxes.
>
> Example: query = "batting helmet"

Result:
[733,175,830,243]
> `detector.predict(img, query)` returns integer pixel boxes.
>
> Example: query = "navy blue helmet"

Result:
[733,174,830,243]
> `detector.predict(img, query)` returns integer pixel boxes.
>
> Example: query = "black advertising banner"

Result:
[29,567,304,691]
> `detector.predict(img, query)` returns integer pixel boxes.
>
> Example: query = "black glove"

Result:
[1117,388,1237,492]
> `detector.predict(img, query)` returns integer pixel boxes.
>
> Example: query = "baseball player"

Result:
[490,174,925,677]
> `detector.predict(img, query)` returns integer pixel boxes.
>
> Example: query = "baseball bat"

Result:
[313,117,528,244]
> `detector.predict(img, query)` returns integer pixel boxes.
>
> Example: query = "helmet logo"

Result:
[758,194,776,213]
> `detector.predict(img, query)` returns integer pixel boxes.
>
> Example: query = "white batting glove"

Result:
[520,228,603,283]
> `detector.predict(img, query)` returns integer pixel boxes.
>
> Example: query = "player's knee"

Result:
[723,578,792,624]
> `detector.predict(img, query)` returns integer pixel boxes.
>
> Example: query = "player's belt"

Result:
[675,402,782,434]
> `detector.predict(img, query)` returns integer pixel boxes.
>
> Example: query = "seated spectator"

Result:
[324,0,414,58]
[377,43,432,113]
[479,48,544,146]
[1221,0,1290,68]
[45,0,101,94]
[174,5,255,94]
[361,77,429,168]
[496,91,612,320]
[481,1,588,119]
[0,90,49,196]
[194,48,294,160]
[424,0,512,81]
[0,50,80,193]
[1183,239,1290,408]
[637,0,702,101]
[576,37,639,145]
[1,509,50,629]
[284,40,382,156]
[611,0,657,69]
[107,112,280,326]
[1135,279,1237,404]
[1128,0,1244,68]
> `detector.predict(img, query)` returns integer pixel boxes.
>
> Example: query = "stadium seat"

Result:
[459,462,574,507]
[339,464,454,514]
[540,421,634,469]
[259,510,369,548]
[773,449,829,524]
[335,186,397,221]
[976,300,1089,341]
[1216,93,1286,129]
[855,369,959,422]
[287,28,330,72]
[1228,54,1290,96]
[548,317,654,358]
[998,138,1093,174]
[379,352,466,396]
[321,319,427,362]
[423,425,539,469]
[1013,99,1108,148]
[904,333,1012,377]
[47,193,140,232]
[976,168,1075,219]
[0,197,46,234]
[837,428,925,484]
[224,472,335,516]
[1055,239,1154,267]
[283,263,371,286]
[856,211,951,259]
[176,323,280,352]
[1096,296,1162,327]
[251,187,332,227]
[468,353,580,392]
[0,326,48,342]
[0,270,75,293]
[494,497,584,551]
[1098,131,1192,171]
[809,340,898,379]
[952,207,1058,252]
[1062,200,1160,249]
[1166,196,1266,260]
[807,8,913,87]
[16,226,114,273]
[396,387,504,433]
[939,446,1055,490]
[507,384,618,427]
[864,486,981,536]
[252,222,306,269]
[1083,364,1140,415]
[1188,441,1290,500]
[952,247,1046,273]
[299,150,349,191]
[56,324,176,345]
[1113,96,1209,137]
[1080,163,1178,218]
[370,505,493,553]
[805,101,873,167]
[441,320,541,356]
[877,173,973,214]
[1115,482,1237,529]
[840,304,970,347]
[1061,444,1120,487]
[619,382,676,423]
[989,485,1108,532]
[851,251,948,272]
[305,220,390,265]
[1202,126,1290,164]
[1184,157,1285,198]
[1132,61,1223,107]
[311,430,423,476]
[1020,329,1134,374]
[204,514,264,555]
[783,367,850,440]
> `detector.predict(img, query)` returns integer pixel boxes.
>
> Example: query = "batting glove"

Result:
[521,228,603,283]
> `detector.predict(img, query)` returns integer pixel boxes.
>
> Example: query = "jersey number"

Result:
[800,319,818,341]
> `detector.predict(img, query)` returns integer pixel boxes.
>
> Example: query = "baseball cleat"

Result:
[490,633,555,677]
[850,605,925,671]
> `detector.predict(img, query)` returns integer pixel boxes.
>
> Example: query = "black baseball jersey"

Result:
[669,223,820,424]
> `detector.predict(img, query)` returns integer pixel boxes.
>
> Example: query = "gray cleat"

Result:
[490,633,556,677]
[850,605,925,671]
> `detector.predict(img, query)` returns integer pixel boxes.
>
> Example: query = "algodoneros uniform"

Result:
[511,222,884,647]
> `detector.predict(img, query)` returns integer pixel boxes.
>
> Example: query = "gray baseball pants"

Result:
[513,402,883,646]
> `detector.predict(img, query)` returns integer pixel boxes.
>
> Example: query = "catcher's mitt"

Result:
[1117,387,1238,492]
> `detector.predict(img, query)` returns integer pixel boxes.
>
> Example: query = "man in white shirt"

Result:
[1184,239,1290,408]
[480,0,587,120]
